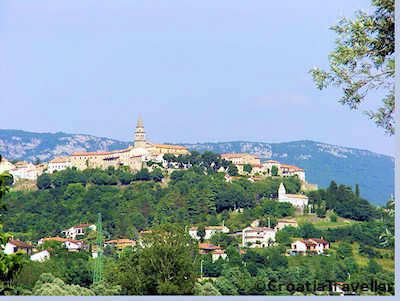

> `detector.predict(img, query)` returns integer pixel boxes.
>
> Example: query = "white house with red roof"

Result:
[47,157,72,173]
[290,238,330,255]
[242,226,276,248]
[62,223,96,239]
[4,239,33,255]
[38,236,84,252]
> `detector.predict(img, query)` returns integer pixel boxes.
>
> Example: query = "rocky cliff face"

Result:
[0,129,394,205]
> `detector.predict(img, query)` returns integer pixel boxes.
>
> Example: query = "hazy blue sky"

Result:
[0,0,394,156]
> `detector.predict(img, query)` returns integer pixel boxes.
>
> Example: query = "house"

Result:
[62,223,96,239]
[188,225,230,240]
[211,249,227,262]
[30,250,50,262]
[9,161,41,181]
[275,219,298,231]
[290,238,330,255]
[279,164,306,182]
[0,157,15,173]
[104,239,136,250]
[278,183,308,213]
[242,227,276,248]
[198,243,222,255]
[38,237,84,252]
[48,157,72,173]
[4,239,33,255]
[221,153,261,174]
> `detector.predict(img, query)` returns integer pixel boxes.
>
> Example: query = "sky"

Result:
[0,0,394,156]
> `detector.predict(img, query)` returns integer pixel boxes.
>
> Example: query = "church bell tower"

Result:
[134,115,146,148]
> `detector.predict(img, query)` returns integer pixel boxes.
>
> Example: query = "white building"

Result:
[0,157,15,173]
[38,237,84,252]
[47,157,72,173]
[9,161,40,181]
[275,219,298,231]
[62,223,96,239]
[4,239,33,255]
[290,238,330,255]
[278,183,308,211]
[211,249,228,262]
[30,250,50,262]
[189,225,230,240]
[242,226,276,248]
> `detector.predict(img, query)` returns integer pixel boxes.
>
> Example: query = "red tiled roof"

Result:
[153,144,188,150]
[9,239,32,248]
[198,243,221,250]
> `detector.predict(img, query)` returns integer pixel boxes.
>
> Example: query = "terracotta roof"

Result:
[105,239,136,245]
[309,238,329,245]
[72,148,130,157]
[41,237,82,244]
[280,164,304,172]
[265,160,279,163]
[9,239,32,248]
[221,153,259,159]
[198,243,221,250]
[49,157,70,164]
[212,249,225,255]
[153,143,188,150]
[285,193,308,200]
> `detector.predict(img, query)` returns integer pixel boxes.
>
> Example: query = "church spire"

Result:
[134,114,146,148]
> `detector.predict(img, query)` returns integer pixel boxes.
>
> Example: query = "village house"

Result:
[290,238,330,255]
[278,182,308,213]
[279,164,306,182]
[275,219,298,231]
[198,243,222,255]
[211,249,227,262]
[0,157,15,173]
[9,161,41,181]
[4,239,33,255]
[221,153,261,174]
[38,237,85,252]
[188,225,230,240]
[242,226,276,248]
[47,157,72,173]
[62,223,96,239]
[30,249,50,262]
[104,239,136,250]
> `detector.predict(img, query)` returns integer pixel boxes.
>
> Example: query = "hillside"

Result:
[0,129,394,205]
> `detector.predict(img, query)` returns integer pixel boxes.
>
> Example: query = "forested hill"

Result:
[0,129,394,205]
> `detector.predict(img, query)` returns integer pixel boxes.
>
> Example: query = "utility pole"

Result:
[93,213,103,284]
[268,217,271,228]
[200,259,204,279]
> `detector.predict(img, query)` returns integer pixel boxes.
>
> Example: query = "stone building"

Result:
[69,116,189,171]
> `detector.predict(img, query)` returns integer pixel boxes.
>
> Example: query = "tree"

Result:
[0,162,27,293]
[355,184,360,198]
[243,164,252,174]
[310,0,395,134]
[271,165,278,176]
[197,225,206,242]
[37,173,52,189]
[32,273,94,296]
[109,224,197,295]
[336,242,353,259]
[194,282,221,296]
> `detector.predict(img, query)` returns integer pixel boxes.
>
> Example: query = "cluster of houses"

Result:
[2,223,136,262]
[188,219,330,261]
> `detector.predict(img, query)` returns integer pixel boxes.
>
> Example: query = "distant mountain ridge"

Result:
[0,129,394,205]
